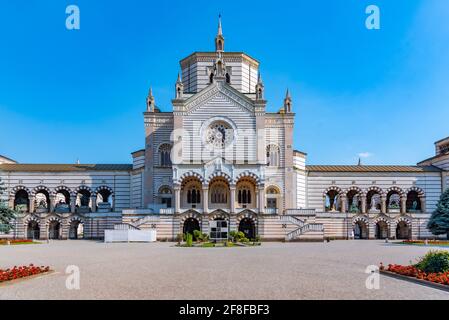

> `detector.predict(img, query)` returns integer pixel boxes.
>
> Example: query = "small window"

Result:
[158,144,172,167]
[187,188,201,204]
[266,145,280,167]
[238,188,251,204]
[225,73,230,84]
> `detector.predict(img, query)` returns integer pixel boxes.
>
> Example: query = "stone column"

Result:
[381,195,387,213]
[49,195,56,213]
[420,196,426,213]
[91,195,97,213]
[361,196,367,214]
[202,187,208,214]
[29,196,35,213]
[323,195,327,212]
[230,185,236,214]
[70,197,76,213]
[340,195,347,213]
[258,186,265,214]
[8,196,14,210]
[401,197,407,214]
[174,186,181,214]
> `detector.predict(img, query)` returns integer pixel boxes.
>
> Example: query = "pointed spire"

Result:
[175,73,184,99]
[215,14,225,52]
[218,14,223,36]
[147,86,155,112]
[255,72,264,100]
[283,88,292,113]
[358,157,362,166]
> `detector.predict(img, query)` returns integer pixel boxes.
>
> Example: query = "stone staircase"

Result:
[280,215,324,241]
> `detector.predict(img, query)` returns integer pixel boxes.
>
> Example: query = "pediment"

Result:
[183,82,255,115]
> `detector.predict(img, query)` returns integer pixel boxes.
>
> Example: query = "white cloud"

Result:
[358,152,373,158]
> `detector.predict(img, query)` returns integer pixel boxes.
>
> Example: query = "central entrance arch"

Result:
[183,218,200,239]
[238,218,256,240]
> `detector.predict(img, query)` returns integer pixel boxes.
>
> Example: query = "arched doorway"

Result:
[396,221,411,240]
[183,218,200,239]
[209,177,230,210]
[14,189,29,212]
[238,218,256,240]
[69,220,84,239]
[353,221,368,239]
[48,221,61,240]
[375,221,389,239]
[27,221,40,240]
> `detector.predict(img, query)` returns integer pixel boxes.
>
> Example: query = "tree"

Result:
[427,188,449,239]
[0,177,16,234]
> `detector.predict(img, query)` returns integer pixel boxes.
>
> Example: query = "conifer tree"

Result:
[0,177,16,233]
[428,188,449,239]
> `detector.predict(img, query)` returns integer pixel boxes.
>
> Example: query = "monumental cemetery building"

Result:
[1,20,448,241]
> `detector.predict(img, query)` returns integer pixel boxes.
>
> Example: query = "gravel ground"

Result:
[0,240,448,300]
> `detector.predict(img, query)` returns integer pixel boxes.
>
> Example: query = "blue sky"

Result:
[0,0,448,165]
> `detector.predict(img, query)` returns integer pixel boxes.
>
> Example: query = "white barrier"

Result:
[104,229,157,243]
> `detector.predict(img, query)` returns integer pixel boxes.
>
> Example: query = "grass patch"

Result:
[176,241,261,248]
[0,240,39,246]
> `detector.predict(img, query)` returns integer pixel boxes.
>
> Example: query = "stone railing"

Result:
[284,209,316,216]
[286,223,323,241]
[264,208,278,215]
[159,208,175,214]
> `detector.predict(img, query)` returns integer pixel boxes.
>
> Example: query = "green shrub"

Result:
[201,242,215,247]
[202,233,209,242]
[255,235,261,242]
[186,233,193,247]
[229,231,237,242]
[193,230,202,242]
[416,250,449,273]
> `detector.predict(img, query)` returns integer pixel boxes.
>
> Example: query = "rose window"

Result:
[205,121,234,149]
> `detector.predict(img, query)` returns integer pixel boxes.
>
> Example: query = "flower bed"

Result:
[0,239,35,245]
[401,240,449,246]
[0,264,51,283]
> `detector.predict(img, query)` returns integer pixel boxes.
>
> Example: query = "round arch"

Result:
[366,187,383,213]
[25,216,41,240]
[11,186,31,212]
[395,217,412,240]
[352,216,369,239]
[68,217,84,240]
[345,187,364,213]
[234,171,261,186]
[46,217,63,240]
[32,186,52,213]
[374,216,391,240]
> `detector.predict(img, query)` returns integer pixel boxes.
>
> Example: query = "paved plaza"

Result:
[0,240,448,300]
